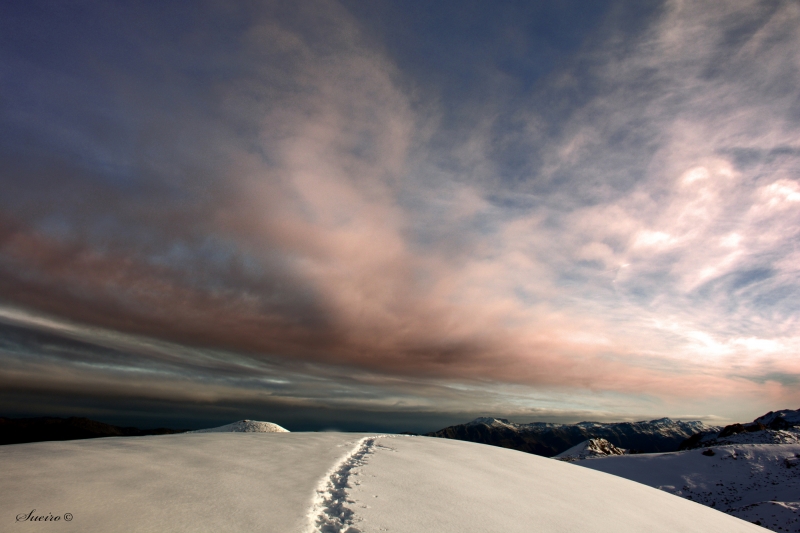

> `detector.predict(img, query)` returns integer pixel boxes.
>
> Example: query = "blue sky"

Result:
[1,0,799,431]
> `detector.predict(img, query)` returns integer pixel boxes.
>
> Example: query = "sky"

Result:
[1,0,799,432]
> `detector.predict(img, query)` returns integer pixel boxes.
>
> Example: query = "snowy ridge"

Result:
[188,419,289,433]
[466,417,517,429]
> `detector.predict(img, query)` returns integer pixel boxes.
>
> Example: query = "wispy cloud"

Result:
[1,0,799,426]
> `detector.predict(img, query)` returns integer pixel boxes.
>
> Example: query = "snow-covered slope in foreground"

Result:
[577,444,800,532]
[0,433,764,533]
[188,419,289,433]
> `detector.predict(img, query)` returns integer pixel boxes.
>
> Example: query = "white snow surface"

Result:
[188,419,289,433]
[1,432,355,532]
[577,443,800,532]
[0,433,765,532]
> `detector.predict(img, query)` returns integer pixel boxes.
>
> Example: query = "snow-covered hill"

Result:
[576,443,800,532]
[567,409,800,532]
[556,438,627,461]
[188,419,289,433]
[0,432,764,532]
[429,416,716,456]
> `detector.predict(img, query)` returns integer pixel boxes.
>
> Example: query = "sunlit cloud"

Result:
[1,0,799,427]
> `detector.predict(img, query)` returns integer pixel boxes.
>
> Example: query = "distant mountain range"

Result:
[679,408,800,449]
[427,417,718,457]
[0,417,186,445]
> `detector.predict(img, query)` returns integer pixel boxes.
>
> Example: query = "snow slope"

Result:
[0,433,765,532]
[188,419,289,433]
[577,444,800,532]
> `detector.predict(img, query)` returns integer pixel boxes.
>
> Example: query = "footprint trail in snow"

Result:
[308,435,396,533]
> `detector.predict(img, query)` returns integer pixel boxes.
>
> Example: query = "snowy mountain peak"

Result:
[188,420,289,433]
[754,408,800,429]
[467,417,515,428]
[555,438,627,461]
[681,420,709,430]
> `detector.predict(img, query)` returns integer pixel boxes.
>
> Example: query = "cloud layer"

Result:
[1,0,799,427]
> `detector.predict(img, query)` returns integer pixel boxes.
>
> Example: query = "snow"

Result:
[309,435,390,532]
[576,443,800,532]
[0,432,765,532]
[0,432,356,533]
[188,419,289,433]
[341,436,761,533]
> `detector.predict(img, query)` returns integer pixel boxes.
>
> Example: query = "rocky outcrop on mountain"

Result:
[719,422,767,438]
[0,417,186,446]
[679,408,800,450]
[427,417,715,457]
[555,438,627,461]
